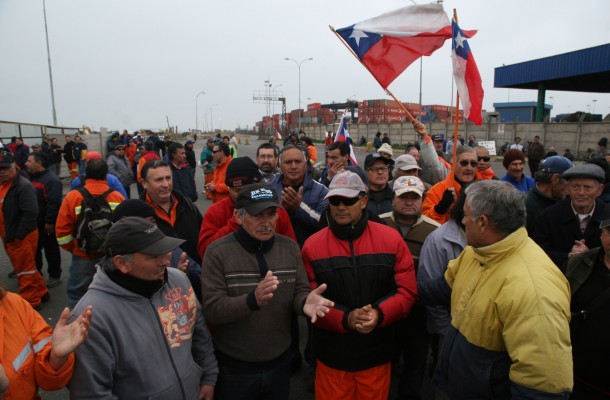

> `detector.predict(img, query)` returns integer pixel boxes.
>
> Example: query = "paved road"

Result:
[0,137,513,399]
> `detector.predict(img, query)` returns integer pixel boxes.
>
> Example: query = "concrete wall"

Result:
[300,121,610,159]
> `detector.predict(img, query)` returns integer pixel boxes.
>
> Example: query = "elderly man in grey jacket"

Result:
[107,144,133,198]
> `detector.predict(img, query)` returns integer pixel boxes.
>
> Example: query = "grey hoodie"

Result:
[69,267,218,400]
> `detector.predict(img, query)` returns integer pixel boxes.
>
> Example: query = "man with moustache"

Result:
[201,184,333,400]
[197,157,296,260]
[255,142,280,183]
[500,149,535,192]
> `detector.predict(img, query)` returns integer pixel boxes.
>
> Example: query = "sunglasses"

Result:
[477,156,490,162]
[459,160,479,167]
[328,195,362,207]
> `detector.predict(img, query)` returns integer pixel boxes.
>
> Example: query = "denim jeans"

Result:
[77,160,86,176]
[215,349,291,400]
[67,254,101,309]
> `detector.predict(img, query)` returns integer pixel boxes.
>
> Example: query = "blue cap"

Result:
[538,156,573,175]
[431,133,444,141]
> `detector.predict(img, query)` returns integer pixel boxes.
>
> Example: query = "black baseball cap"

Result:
[0,152,15,167]
[364,152,391,169]
[102,217,184,256]
[234,183,279,215]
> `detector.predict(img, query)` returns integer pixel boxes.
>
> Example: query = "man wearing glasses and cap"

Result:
[69,217,218,400]
[302,171,417,400]
[201,183,333,400]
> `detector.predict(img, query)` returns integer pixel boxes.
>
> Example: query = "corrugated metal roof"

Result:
[494,43,610,93]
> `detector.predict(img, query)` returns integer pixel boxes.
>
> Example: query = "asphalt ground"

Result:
[0,137,513,400]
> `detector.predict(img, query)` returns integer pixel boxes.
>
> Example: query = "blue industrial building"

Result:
[494,44,610,122]
[493,101,552,123]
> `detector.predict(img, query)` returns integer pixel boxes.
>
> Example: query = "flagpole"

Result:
[450,9,461,187]
[330,25,418,124]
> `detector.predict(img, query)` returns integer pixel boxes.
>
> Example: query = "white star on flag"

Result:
[349,30,369,46]
[454,31,466,48]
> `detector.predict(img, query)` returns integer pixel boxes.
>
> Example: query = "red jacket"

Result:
[198,196,297,259]
[56,179,125,258]
[0,292,75,399]
[302,218,417,371]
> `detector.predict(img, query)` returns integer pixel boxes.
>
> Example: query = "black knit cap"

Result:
[225,157,263,188]
[112,199,157,222]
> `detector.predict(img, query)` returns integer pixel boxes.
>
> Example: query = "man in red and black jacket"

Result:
[302,170,417,400]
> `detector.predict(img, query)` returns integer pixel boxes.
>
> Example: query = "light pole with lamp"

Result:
[195,91,206,133]
[285,57,313,132]
[209,104,218,132]
[592,99,597,114]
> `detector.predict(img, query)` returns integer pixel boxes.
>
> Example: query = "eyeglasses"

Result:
[257,154,276,160]
[477,156,490,162]
[328,195,363,207]
[366,166,389,173]
[459,160,479,168]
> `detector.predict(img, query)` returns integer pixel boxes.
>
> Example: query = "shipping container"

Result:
[307,103,322,110]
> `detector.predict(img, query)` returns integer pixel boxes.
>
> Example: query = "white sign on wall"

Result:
[478,140,497,156]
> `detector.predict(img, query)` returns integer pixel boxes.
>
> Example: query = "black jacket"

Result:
[29,169,63,225]
[524,185,559,236]
[534,198,605,268]
[141,189,203,265]
[169,163,198,202]
[2,171,38,242]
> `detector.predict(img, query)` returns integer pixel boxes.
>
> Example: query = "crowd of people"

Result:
[1,125,609,399]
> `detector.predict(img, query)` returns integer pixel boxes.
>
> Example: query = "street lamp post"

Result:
[195,91,206,133]
[593,99,598,114]
[285,57,313,132]
[209,104,218,132]
[43,0,57,126]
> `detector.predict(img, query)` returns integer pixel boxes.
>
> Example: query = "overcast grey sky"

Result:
[1,0,608,132]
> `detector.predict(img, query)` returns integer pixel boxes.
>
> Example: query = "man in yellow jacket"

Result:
[418,180,573,399]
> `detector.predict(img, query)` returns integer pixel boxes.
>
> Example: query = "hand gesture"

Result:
[44,223,55,235]
[412,120,427,139]
[303,284,335,323]
[177,252,189,274]
[327,162,344,182]
[255,271,279,308]
[49,306,93,370]
[569,239,589,258]
[0,363,9,395]
[347,304,378,334]
[199,384,214,400]
[281,187,303,212]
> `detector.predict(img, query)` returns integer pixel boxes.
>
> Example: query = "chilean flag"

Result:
[452,19,484,125]
[336,4,454,89]
[334,116,358,166]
